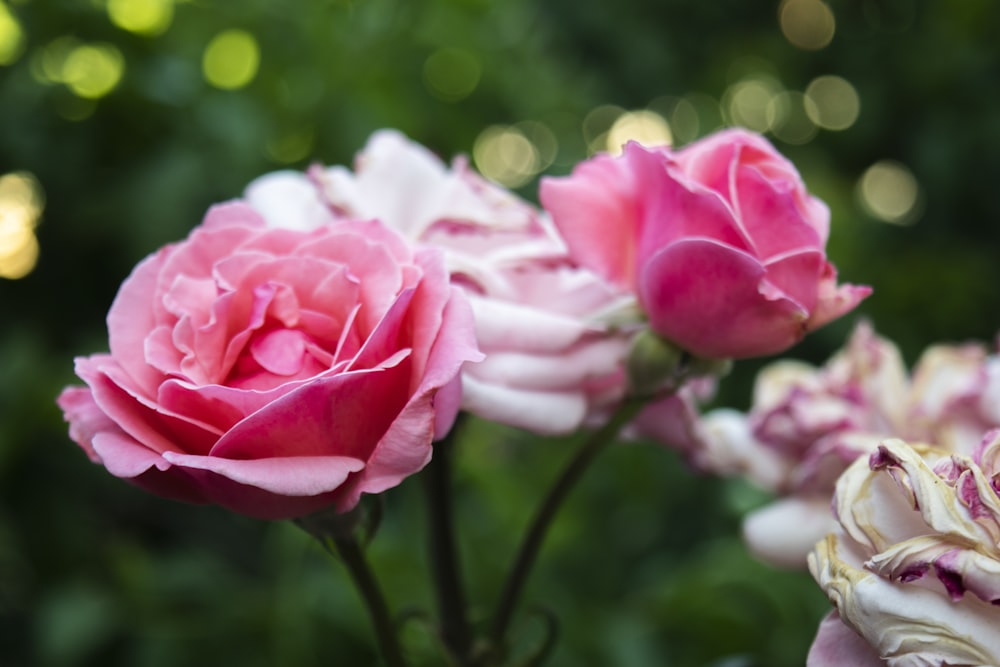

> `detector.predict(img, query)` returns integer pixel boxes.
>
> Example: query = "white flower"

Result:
[686,321,1000,567]
[807,436,1000,667]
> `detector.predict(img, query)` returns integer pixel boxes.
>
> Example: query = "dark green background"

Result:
[2,1,999,665]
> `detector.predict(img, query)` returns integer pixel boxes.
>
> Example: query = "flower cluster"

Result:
[58,127,875,665]
[689,321,1000,567]
[245,130,636,435]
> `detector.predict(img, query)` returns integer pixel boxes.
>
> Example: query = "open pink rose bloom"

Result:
[540,128,871,359]
[58,204,481,519]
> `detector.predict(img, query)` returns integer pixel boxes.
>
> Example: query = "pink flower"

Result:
[540,128,870,359]
[246,130,636,434]
[807,436,1000,666]
[673,322,1000,567]
[57,204,481,520]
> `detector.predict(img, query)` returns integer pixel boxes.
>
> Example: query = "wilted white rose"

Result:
[685,322,1000,567]
[807,436,1000,667]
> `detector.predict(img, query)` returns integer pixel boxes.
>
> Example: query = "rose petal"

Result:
[461,374,588,435]
[640,238,807,359]
[742,496,835,569]
[539,153,640,289]
[807,612,886,667]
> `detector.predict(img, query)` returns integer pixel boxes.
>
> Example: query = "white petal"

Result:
[243,171,332,231]
[460,374,587,435]
[469,339,626,391]
[810,533,1000,666]
[742,496,834,569]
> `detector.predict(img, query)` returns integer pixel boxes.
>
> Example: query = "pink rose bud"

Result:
[540,128,871,359]
[57,204,482,520]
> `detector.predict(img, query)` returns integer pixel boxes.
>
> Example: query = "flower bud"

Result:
[626,328,685,397]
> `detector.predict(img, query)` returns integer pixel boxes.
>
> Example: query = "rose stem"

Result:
[330,532,410,667]
[488,396,647,652]
[422,419,475,664]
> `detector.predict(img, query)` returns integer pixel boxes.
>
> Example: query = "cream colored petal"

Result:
[810,534,1000,667]
[835,440,997,553]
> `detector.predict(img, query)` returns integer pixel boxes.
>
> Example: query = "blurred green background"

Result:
[3,0,1000,665]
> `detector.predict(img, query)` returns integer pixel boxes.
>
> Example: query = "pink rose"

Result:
[57,203,481,520]
[246,130,635,434]
[540,128,870,359]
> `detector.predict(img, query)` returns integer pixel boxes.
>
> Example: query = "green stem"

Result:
[488,397,647,651]
[330,532,410,667]
[423,425,474,664]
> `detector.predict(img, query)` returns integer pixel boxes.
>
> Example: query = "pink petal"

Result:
[640,238,808,359]
[622,142,753,260]
[807,264,873,331]
[539,153,640,289]
[250,329,308,376]
[95,429,361,519]
[160,450,365,497]
[733,165,825,261]
[209,362,411,461]
[57,384,114,463]
[92,429,174,478]
[78,356,220,456]
[200,201,268,231]
[807,612,886,667]
[763,248,825,313]
[107,251,167,391]
[433,374,463,440]
[334,389,435,511]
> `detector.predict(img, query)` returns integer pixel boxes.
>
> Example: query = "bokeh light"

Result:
[779,0,835,50]
[857,160,921,225]
[582,104,625,154]
[62,43,125,99]
[423,47,481,102]
[473,125,540,188]
[768,91,817,144]
[0,1,25,66]
[804,75,860,130]
[203,29,260,90]
[723,76,783,133]
[605,110,672,154]
[31,36,80,85]
[515,120,557,172]
[106,0,174,37]
[266,128,315,164]
[669,98,700,145]
[0,171,44,280]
